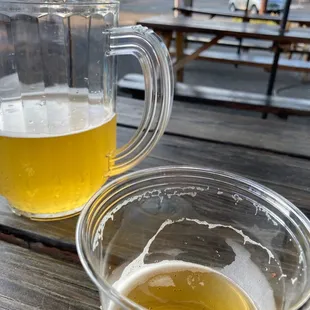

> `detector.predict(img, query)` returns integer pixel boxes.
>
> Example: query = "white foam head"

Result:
[0,88,114,137]
[106,218,277,310]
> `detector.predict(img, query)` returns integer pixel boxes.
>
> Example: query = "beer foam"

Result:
[0,91,114,138]
[149,274,175,288]
[221,239,276,310]
[93,187,206,251]
[111,218,277,310]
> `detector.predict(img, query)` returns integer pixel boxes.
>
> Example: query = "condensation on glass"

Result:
[0,1,174,220]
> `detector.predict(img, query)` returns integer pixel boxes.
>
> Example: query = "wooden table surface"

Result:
[139,15,310,44]
[1,97,310,309]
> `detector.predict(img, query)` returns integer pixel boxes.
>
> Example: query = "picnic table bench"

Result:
[119,73,310,116]
[1,96,310,309]
[173,34,308,54]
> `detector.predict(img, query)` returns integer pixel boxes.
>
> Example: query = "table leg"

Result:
[263,0,292,119]
[175,32,185,82]
[236,0,250,65]
[302,52,310,82]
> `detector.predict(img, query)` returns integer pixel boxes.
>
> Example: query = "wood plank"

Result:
[183,34,308,54]
[184,34,273,51]
[1,125,310,251]
[170,48,310,72]
[139,16,310,44]
[0,241,99,310]
[118,74,310,116]
[116,96,310,158]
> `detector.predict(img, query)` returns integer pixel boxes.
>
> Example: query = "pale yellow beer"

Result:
[114,261,257,310]
[0,101,116,218]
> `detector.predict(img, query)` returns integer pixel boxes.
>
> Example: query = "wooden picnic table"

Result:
[140,15,310,44]
[175,7,310,27]
[138,15,310,82]
[1,96,310,309]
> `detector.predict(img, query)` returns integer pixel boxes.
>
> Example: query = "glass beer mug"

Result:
[0,0,173,220]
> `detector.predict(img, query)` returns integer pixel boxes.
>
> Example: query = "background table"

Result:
[1,97,310,309]
[140,15,310,43]
[174,7,310,27]
[139,15,310,83]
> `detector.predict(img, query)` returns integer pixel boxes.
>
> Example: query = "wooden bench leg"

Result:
[162,31,173,50]
[302,52,310,82]
[176,32,185,82]
[156,31,173,50]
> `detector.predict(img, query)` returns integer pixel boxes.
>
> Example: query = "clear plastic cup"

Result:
[76,166,310,310]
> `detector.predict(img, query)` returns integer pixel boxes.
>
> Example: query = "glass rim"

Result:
[76,165,310,309]
[0,0,119,5]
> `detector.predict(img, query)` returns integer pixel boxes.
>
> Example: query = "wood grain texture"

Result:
[1,124,310,250]
[0,226,308,310]
[1,103,310,309]
[0,241,99,310]
[139,16,310,44]
[116,95,310,158]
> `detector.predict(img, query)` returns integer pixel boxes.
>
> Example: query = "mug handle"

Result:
[107,25,174,176]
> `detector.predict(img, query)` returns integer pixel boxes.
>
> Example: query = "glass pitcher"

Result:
[0,0,173,220]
